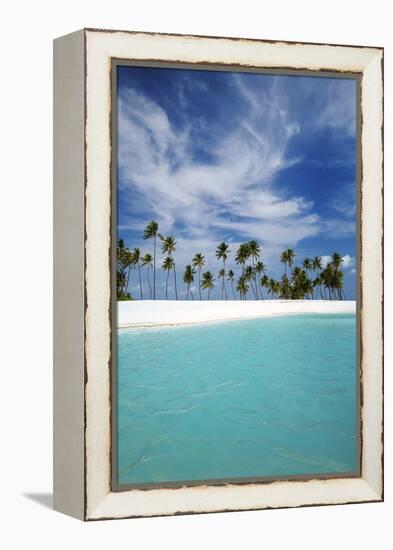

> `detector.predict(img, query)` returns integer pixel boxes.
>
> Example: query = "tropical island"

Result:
[114,65,358,487]
[117,220,348,302]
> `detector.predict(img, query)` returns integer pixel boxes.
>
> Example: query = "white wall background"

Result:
[0,1,391,548]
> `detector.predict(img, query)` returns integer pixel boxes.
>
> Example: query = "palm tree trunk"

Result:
[146,268,152,299]
[173,264,178,300]
[223,260,228,300]
[186,285,190,300]
[125,265,131,295]
[253,258,259,300]
[165,272,169,300]
[208,288,211,300]
[190,288,194,300]
[231,281,235,300]
[153,235,156,300]
[137,261,143,300]
[198,269,202,300]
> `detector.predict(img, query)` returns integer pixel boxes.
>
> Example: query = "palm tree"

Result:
[216,242,230,300]
[287,249,296,272]
[244,265,257,299]
[141,253,153,299]
[227,269,236,300]
[192,253,206,300]
[321,263,335,300]
[235,242,250,274]
[301,258,310,296]
[201,271,215,300]
[117,239,132,297]
[312,256,323,272]
[281,248,296,275]
[123,248,135,296]
[302,274,314,299]
[260,274,269,298]
[279,274,291,299]
[248,240,261,298]
[143,220,159,299]
[117,238,126,269]
[267,277,280,299]
[292,266,313,299]
[313,275,323,299]
[311,256,324,299]
[161,235,178,300]
[183,264,195,300]
[162,256,174,300]
[236,275,249,300]
[117,269,127,299]
[303,258,312,272]
[280,250,289,276]
[131,247,143,299]
[335,269,345,300]
[301,258,313,296]
[331,253,344,300]
[255,261,266,299]
[331,252,343,268]
[218,268,226,294]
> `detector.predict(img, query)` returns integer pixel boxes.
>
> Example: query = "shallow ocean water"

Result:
[117,313,357,485]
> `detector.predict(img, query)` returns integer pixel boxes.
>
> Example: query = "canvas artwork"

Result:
[113,64,359,488]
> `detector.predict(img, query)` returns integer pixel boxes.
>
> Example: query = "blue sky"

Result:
[117,65,357,300]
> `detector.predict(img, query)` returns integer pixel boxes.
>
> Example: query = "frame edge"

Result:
[53,29,86,521]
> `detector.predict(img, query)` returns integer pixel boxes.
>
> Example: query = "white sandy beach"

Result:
[118,300,356,328]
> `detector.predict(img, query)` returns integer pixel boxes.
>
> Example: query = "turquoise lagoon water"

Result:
[117,313,358,485]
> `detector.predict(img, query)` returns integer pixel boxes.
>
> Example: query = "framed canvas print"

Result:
[53,29,384,520]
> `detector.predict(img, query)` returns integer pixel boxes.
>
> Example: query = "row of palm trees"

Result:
[117,220,347,301]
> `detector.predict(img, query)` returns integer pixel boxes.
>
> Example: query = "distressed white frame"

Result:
[54,29,383,521]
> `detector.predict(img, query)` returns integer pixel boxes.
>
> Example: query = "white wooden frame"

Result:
[53,28,383,521]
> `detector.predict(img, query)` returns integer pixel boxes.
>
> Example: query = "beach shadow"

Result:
[23,492,53,509]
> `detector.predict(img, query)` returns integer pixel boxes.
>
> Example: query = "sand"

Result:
[117,299,356,328]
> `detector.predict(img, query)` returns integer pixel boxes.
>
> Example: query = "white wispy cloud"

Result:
[118,80,320,264]
[118,73,356,291]
[322,218,356,238]
[315,79,357,136]
[329,180,357,224]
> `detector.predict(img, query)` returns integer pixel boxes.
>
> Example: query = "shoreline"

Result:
[118,300,356,329]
